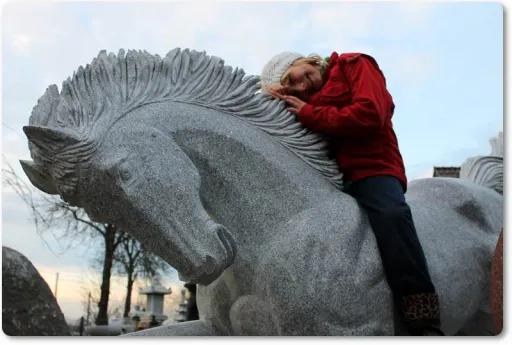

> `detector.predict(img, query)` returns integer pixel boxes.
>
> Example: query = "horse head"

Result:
[21,122,236,285]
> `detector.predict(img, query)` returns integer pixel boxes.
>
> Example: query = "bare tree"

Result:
[113,234,173,318]
[80,277,123,325]
[94,224,125,325]
[3,156,124,325]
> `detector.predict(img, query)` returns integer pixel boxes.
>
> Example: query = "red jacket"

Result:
[297,52,407,190]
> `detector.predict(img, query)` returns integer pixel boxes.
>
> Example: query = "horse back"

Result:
[406,177,503,235]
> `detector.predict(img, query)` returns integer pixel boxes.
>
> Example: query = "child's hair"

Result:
[280,54,325,86]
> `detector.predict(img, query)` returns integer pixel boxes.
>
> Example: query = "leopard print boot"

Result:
[401,293,444,336]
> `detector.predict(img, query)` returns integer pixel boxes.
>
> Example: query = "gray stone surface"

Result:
[2,246,70,336]
[127,320,222,336]
[20,48,503,336]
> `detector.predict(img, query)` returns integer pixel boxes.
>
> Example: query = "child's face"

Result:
[284,63,323,100]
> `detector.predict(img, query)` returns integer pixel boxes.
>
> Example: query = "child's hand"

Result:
[266,84,288,100]
[283,95,306,114]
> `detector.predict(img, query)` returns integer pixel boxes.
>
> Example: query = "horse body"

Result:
[20,49,503,336]
[117,103,501,335]
[118,103,395,335]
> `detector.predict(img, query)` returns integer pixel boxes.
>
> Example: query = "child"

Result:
[260,52,443,336]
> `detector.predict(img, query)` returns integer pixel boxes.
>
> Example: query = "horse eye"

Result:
[118,163,132,182]
[120,169,131,181]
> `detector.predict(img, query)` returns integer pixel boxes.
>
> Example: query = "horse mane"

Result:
[28,48,344,190]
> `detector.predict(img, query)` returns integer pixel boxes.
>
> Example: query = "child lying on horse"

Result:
[260,51,443,336]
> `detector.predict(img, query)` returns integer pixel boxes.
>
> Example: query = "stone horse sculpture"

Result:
[20,48,503,336]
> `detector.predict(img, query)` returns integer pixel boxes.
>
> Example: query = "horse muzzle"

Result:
[178,223,237,285]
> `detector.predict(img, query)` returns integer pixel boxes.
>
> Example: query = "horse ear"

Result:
[19,160,59,195]
[23,125,80,152]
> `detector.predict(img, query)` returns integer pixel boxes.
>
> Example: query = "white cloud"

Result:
[309,3,376,38]
[3,130,23,143]
[2,1,64,53]
[386,52,436,85]
[395,1,437,28]
[9,33,32,55]
[411,167,434,180]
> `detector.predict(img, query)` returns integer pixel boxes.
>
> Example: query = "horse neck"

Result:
[130,101,339,240]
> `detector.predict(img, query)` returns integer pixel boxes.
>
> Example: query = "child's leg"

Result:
[345,175,442,334]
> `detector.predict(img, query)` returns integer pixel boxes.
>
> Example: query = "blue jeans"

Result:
[344,175,440,329]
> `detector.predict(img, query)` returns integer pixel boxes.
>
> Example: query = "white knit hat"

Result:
[259,52,304,92]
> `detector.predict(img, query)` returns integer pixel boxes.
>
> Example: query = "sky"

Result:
[0,0,504,325]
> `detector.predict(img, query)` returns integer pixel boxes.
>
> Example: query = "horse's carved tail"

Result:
[459,131,503,195]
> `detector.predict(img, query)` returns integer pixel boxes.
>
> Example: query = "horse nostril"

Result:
[215,225,236,265]
[204,255,217,275]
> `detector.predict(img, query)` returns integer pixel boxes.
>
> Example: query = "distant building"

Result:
[412,166,461,180]
[433,167,460,178]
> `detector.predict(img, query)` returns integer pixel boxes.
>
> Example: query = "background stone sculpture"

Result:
[19,48,503,336]
[460,132,503,195]
[490,230,503,334]
[2,246,70,336]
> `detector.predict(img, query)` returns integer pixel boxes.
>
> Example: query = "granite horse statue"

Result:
[20,49,503,336]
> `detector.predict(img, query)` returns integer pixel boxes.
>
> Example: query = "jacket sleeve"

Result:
[297,56,389,137]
